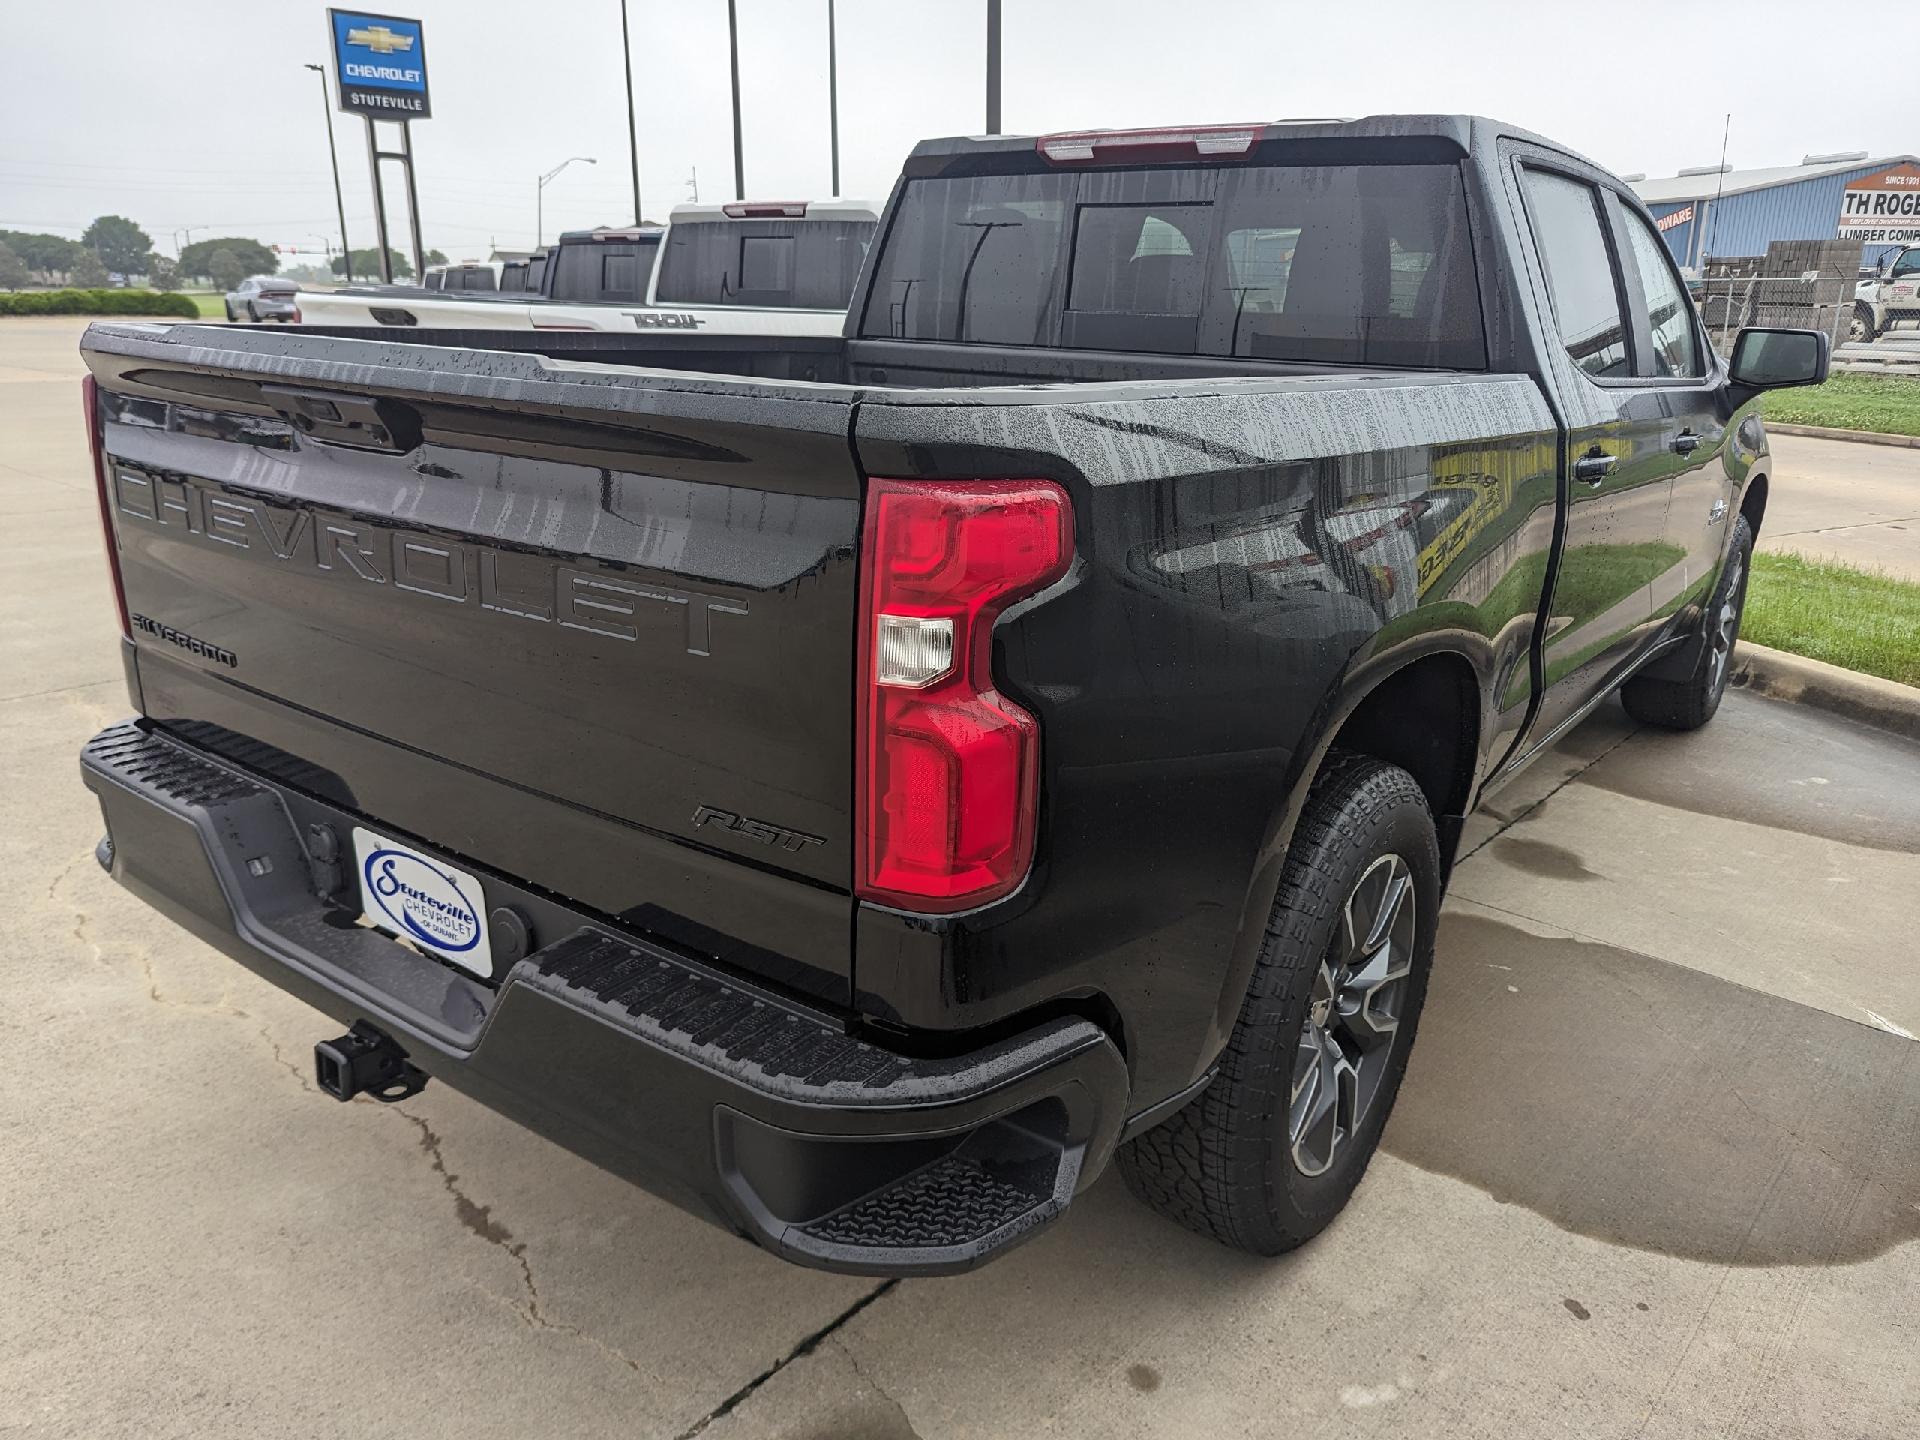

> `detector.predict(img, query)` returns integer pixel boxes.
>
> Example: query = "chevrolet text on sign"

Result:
[328,9,431,119]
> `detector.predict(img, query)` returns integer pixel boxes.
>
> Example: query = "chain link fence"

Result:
[1697,239,1920,372]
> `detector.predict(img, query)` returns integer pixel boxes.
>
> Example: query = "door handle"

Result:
[260,384,421,452]
[1573,449,1618,486]
[1671,430,1702,455]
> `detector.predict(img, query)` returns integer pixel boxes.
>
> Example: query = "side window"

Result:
[1621,207,1702,378]
[1521,169,1630,379]
[1892,249,1920,279]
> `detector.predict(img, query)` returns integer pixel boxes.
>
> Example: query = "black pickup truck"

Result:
[77,115,1826,1276]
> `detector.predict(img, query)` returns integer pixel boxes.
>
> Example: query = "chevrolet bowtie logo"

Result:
[346,25,414,54]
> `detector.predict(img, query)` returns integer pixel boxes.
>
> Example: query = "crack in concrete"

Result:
[50,845,244,1017]
[833,1336,925,1440]
[674,1280,901,1440]
[393,1109,654,1377]
[258,1025,318,1095]
[50,834,656,1385]
[1,677,120,706]
[1458,722,1644,868]
[131,946,248,1019]
[1763,513,1920,540]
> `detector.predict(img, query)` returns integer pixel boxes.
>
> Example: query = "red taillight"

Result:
[722,202,808,218]
[1036,123,1263,165]
[289,305,302,323]
[82,375,131,640]
[856,478,1072,913]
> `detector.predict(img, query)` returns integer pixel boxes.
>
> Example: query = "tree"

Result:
[147,256,181,291]
[0,241,28,290]
[333,247,413,280]
[425,248,448,268]
[0,230,83,282]
[178,236,276,282]
[81,215,153,277]
[207,248,246,292]
[70,250,110,287]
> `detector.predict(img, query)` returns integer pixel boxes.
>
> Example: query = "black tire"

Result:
[1620,515,1752,731]
[1116,752,1441,1254]
[246,302,259,323]
[1849,303,1876,345]
[223,302,235,322]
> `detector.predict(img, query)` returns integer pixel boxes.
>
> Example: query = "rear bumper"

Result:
[80,721,1128,1275]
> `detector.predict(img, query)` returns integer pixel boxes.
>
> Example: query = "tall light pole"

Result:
[727,0,745,200]
[827,0,840,196]
[303,62,353,282]
[985,0,1001,134]
[620,0,643,224]
[537,156,597,247]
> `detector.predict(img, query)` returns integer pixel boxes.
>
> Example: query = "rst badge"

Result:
[352,827,492,975]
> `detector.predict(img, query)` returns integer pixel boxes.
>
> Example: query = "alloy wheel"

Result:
[1707,550,1746,696]
[1289,852,1416,1177]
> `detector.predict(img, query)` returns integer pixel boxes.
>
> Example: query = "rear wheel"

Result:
[246,302,259,323]
[1116,752,1440,1254]
[1620,515,1751,731]
[223,302,235,322]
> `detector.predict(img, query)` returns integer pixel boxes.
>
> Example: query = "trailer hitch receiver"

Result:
[314,1021,428,1103]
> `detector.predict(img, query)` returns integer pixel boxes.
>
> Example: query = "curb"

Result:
[1732,642,1920,742]
[1766,422,1920,449]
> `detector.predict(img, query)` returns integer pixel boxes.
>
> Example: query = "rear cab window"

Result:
[858,161,1486,368]
[549,236,660,304]
[656,220,873,308]
[1518,168,1631,379]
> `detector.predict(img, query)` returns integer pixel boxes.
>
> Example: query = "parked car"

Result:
[77,114,1826,1277]
[223,275,299,323]
[297,203,876,336]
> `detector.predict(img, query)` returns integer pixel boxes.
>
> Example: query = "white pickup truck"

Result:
[1852,245,1920,343]
[296,201,878,337]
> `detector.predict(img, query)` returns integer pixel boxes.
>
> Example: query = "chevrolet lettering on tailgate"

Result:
[109,467,747,656]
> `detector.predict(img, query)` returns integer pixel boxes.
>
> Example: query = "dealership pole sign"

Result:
[326,9,429,284]
[328,10,431,119]
[1838,164,1920,246]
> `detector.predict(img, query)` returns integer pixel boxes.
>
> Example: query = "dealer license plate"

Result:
[351,826,493,977]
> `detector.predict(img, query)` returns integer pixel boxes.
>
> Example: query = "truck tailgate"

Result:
[82,324,861,1002]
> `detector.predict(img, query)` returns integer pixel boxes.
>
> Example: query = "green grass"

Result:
[181,291,227,318]
[1476,541,1683,633]
[1761,373,1920,438]
[1743,552,1920,687]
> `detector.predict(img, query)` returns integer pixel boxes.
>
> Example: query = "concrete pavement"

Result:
[1762,432,1920,580]
[4,317,1918,1438]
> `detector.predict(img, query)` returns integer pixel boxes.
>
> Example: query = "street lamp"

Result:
[537,157,597,247]
[304,62,353,282]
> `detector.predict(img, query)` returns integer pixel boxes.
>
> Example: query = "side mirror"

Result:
[1728,327,1829,406]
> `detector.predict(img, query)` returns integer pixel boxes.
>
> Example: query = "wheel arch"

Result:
[1201,643,1487,1076]
[1738,468,1769,540]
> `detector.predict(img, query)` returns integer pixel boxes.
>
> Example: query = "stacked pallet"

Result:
[1749,240,1864,347]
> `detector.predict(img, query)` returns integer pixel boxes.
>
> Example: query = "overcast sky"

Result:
[3,0,1913,264]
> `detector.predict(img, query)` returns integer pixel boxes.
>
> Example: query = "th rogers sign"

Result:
[1839,163,1920,245]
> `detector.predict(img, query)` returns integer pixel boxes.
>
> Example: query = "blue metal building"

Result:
[1630,152,1918,272]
